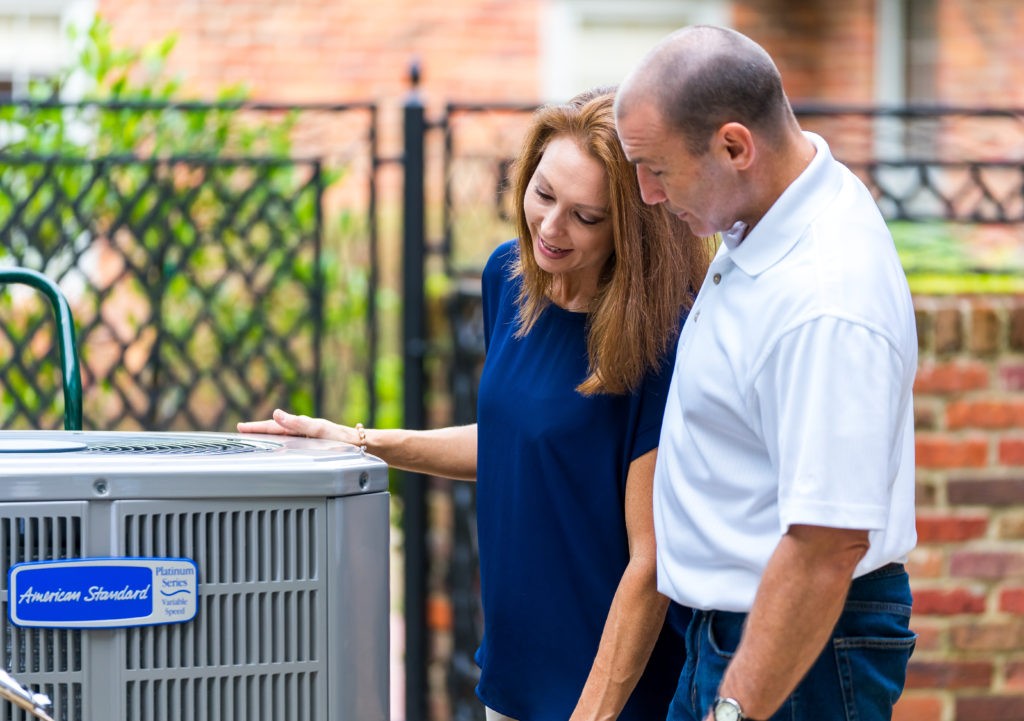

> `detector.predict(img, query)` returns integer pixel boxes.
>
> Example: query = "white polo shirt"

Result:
[653,132,918,612]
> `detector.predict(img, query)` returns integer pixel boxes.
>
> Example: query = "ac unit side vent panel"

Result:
[121,504,321,584]
[125,671,319,721]
[117,500,327,721]
[0,506,87,720]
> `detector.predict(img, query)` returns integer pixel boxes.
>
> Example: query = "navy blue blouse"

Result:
[473,240,687,721]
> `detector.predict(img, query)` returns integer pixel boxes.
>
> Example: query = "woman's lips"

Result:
[538,236,571,258]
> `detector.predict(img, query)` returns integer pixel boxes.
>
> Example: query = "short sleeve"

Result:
[481,240,518,351]
[754,315,907,531]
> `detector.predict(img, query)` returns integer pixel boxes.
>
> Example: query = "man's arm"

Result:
[709,524,869,721]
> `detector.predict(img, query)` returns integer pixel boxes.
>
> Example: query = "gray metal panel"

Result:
[328,492,390,721]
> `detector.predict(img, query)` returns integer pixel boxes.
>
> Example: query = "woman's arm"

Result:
[238,408,478,481]
[569,447,671,721]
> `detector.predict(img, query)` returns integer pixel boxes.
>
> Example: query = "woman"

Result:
[239,88,713,721]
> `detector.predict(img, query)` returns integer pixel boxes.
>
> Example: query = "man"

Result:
[614,25,918,721]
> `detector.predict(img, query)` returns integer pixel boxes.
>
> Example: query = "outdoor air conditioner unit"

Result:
[0,429,390,721]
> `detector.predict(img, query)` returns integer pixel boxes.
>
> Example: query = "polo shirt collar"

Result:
[725,132,842,277]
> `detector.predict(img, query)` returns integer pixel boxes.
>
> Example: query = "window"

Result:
[540,0,730,101]
[0,1,95,100]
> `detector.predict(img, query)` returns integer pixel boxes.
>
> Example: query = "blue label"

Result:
[9,558,198,629]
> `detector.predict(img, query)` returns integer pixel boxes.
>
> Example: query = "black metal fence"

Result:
[0,99,382,432]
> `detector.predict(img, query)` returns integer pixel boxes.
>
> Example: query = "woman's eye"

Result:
[534,188,554,201]
[576,214,601,225]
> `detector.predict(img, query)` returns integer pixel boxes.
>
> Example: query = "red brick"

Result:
[893,693,943,721]
[915,361,990,394]
[951,550,1024,579]
[951,620,1024,652]
[935,307,964,354]
[909,619,944,652]
[915,512,990,542]
[1003,364,1024,391]
[955,694,1024,721]
[1001,437,1024,465]
[1011,309,1024,351]
[948,478,1024,505]
[913,587,987,614]
[969,305,1001,355]
[915,435,989,468]
[916,479,939,507]
[1009,662,1024,691]
[947,399,1024,429]
[999,587,1024,613]
[906,659,993,689]
[906,547,945,578]
[914,399,940,431]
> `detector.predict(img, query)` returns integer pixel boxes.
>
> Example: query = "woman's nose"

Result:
[540,208,565,236]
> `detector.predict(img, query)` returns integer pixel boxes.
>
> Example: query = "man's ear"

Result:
[716,122,755,170]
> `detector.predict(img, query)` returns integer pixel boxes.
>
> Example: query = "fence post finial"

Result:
[408,57,421,92]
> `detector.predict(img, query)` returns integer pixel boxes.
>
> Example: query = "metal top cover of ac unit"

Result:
[0,430,389,501]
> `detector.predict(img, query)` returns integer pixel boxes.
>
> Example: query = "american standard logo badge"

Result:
[8,558,199,629]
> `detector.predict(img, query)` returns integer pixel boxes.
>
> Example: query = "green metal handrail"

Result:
[0,268,83,431]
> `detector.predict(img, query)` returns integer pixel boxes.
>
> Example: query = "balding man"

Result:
[615,25,918,721]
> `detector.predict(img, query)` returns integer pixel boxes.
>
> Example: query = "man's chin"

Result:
[678,216,713,237]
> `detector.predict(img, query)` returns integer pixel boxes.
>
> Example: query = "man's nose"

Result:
[636,166,666,205]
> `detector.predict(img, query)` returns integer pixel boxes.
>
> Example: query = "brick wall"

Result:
[939,0,1024,106]
[898,294,1024,721]
[733,0,878,104]
[95,0,540,155]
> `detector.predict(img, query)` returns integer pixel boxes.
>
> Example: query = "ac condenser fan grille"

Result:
[83,439,269,455]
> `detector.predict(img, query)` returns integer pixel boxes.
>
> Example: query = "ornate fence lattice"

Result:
[1,154,323,431]
[0,99,381,433]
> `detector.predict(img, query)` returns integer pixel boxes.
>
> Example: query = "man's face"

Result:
[616,99,735,238]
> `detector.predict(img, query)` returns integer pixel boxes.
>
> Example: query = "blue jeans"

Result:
[666,564,916,721]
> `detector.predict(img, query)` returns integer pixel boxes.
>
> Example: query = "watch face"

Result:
[713,698,742,721]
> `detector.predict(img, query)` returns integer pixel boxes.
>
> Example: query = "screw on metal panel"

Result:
[93,478,109,495]
[359,472,369,490]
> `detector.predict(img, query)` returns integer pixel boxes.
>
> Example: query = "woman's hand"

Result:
[237,408,359,445]
[240,412,479,481]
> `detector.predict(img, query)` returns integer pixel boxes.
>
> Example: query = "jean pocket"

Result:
[832,629,917,719]
[705,611,745,659]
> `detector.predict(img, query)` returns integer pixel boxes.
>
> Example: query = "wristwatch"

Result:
[712,696,745,721]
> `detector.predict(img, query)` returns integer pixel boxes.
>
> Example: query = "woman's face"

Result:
[523,135,614,300]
